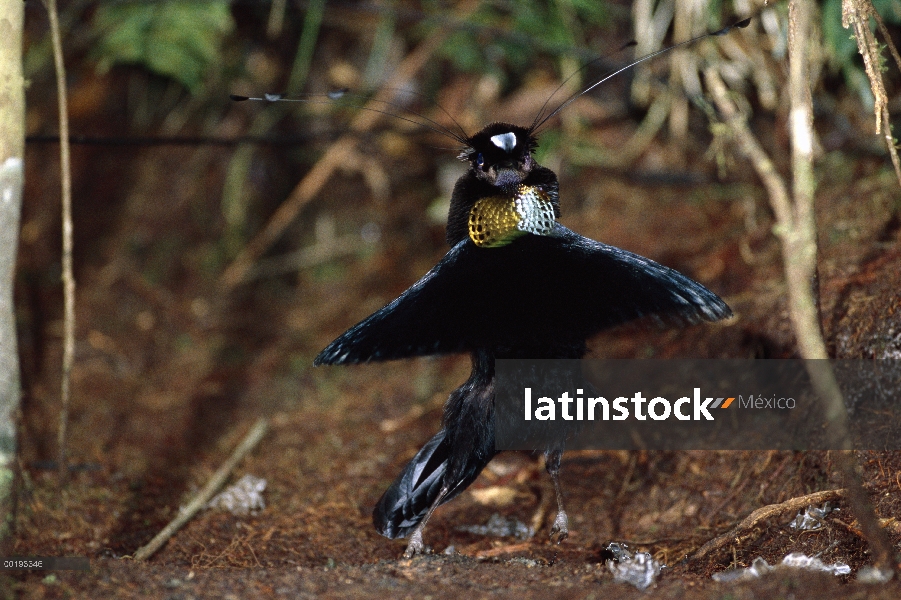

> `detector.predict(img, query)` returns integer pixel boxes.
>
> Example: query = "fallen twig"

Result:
[691,488,845,561]
[475,542,534,559]
[830,516,864,539]
[133,418,269,561]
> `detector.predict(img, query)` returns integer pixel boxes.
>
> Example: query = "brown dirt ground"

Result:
[9,14,901,598]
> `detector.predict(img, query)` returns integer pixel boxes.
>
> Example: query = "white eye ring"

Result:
[490,132,516,153]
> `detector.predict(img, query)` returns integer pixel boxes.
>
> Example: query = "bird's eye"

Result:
[475,153,484,169]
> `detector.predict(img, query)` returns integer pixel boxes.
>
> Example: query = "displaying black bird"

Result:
[315,118,733,556]
[308,18,752,557]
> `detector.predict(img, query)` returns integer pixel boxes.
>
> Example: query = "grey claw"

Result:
[550,511,569,544]
[403,531,425,558]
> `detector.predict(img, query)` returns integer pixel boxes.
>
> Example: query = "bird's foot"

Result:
[549,510,569,544]
[403,530,428,558]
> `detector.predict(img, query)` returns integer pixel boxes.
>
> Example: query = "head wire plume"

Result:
[529,17,752,135]
[232,17,751,149]
[230,87,470,145]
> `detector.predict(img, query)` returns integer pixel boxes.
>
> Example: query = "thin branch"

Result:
[787,0,826,361]
[691,489,845,561]
[705,1,894,573]
[870,7,901,73]
[475,542,534,558]
[703,70,793,229]
[790,0,893,572]
[842,0,901,187]
[42,0,75,483]
[266,0,287,39]
[133,418,269,561]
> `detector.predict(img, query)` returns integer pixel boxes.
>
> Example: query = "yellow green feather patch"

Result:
[468,186,556,248]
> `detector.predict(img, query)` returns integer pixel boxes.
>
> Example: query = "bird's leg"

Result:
[403,485,450,558]
[546,449,569,543]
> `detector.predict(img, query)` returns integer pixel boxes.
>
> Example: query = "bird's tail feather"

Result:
[373,429,492,539]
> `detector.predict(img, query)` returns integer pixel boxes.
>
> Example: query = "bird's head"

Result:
[459,123,538,195]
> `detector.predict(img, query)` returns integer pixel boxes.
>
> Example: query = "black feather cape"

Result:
[315,224,731,366]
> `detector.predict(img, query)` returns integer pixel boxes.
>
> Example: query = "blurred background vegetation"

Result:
[22,0,899,263]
